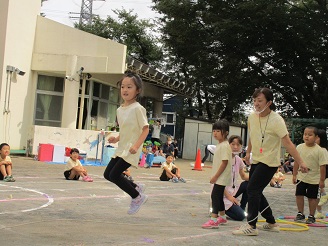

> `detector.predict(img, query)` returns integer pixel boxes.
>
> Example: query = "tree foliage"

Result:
[153,0,328,122]
[75,9,163,67]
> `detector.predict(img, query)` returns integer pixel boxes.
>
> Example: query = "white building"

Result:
[0,0,192,159]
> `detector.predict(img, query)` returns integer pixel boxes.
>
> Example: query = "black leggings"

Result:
[234,180,248,211]
[201,145,214,163]
[103,157,138,199]
[211,184,225,214]
[247,163,277,228]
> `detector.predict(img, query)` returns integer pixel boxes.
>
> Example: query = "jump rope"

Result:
[246,167,311,225]
[208,163,311,225]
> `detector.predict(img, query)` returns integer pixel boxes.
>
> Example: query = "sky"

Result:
[41,0,159,27]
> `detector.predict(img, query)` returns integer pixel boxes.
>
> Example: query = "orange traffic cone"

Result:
[192,148,203,171]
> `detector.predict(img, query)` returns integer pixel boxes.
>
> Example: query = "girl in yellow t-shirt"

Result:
[202,119,232,229]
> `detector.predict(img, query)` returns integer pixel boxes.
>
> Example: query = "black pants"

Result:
[103,157,138,199]
[201,145,214,163]
[235,180,248,211]
[247,163,277,228]
[211,184,225,214]
[160,168,177,181]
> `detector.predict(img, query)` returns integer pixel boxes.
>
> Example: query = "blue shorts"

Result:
[295,181,319,199]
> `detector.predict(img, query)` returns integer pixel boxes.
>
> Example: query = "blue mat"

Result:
[46,161,106,166]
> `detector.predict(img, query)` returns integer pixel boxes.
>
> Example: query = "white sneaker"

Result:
[127,194,148,215]
[232,224,259,236]
[259,223,280,232]
[135,183,145,194]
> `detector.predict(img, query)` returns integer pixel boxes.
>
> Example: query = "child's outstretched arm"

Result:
[282,135,308,173]
[130,125,149,154]
[210,160,228,184]
[320,165,326,189]
[224,188,240,205]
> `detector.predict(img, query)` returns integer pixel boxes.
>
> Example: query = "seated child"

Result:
[270,167,285,188]
[64,148,93,182]
[159,154,186,183]
[0,143,15,182]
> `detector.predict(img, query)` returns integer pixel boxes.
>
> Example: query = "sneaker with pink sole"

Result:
[202,219,219,229]
[82,176,93,182]
[217,216,228,225]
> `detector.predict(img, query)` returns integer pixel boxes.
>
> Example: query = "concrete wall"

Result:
[27,125,119,160]
[0,0,40,149]
[0,0,127,150]
[182,118,246,160]
[32,16,126,76]
[0,0,9,98]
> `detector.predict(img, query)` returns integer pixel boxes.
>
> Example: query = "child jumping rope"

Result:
[104,71,149,215]
[202,119,232,229]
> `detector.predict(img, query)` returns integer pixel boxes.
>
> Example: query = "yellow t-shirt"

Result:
[0,156,12,163]
[114,102,149,167]
[65,158,82,171]
[212,140,232,186]
[322,148,328,163]
[161,161,177,171]
[296,143,328,184]
[248,111,288,167]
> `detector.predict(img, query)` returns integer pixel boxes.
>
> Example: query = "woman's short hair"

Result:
[252,87,276,110]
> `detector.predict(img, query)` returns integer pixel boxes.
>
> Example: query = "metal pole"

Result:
[78,74,86,129]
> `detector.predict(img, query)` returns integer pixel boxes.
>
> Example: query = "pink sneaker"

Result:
[217,216,228,225]
[82,176,93,182]
[202,219,219,229]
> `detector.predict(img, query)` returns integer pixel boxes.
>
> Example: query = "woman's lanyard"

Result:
[259,112,270,153]
[232,157,236,188]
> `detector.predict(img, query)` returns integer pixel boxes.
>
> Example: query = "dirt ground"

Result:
[0,156,327,245]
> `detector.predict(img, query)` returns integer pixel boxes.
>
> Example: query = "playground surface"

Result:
[0,156,327,245]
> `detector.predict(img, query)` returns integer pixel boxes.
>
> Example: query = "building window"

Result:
[35,75,64,127]
[77,80,119,130]
[163,112,175,124]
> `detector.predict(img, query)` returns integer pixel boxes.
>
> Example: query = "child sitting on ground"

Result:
[0,143,15,182]
[64,148,93,182]
[159,154,186,183]
[270,167,285,188]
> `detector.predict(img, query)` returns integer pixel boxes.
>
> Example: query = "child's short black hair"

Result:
[166,153,174,159]
[212,119,230,137]
[0,143,9,151]
[70,148,80,154]
[317,129,328,149]
[305,126,318,136]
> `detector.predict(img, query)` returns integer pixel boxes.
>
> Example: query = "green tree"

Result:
[75,9,163,67]
[153,0,328,121]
